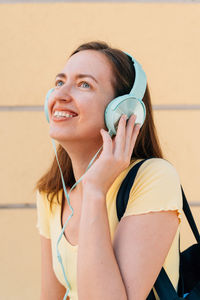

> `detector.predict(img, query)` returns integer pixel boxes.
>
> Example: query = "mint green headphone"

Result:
[44,52,147,300]
[44,52,147,136]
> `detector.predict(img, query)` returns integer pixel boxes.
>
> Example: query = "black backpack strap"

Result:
[116,158,149,221]
[154,268,180,300]
[146,289,156,300]
[181,187,200,244]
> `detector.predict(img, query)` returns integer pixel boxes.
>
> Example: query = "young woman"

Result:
[35,41,182,300]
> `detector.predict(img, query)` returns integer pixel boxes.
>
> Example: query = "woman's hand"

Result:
[81,114,141,196]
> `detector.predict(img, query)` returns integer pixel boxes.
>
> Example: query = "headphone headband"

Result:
[123,51,147,100]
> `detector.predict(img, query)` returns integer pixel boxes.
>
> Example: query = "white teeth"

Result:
[53,110,74,118]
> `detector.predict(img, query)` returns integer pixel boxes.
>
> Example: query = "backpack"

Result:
[116,159,200,299]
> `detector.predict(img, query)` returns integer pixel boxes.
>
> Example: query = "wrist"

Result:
[82,181,107,200]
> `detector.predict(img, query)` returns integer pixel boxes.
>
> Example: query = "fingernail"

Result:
[123,114,128,120]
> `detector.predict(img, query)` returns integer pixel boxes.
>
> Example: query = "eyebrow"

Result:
[55,73,98,84]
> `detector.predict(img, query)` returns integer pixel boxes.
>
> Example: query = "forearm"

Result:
[77,186,127,300]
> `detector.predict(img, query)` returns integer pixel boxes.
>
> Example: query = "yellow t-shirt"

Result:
[36,158,183,300]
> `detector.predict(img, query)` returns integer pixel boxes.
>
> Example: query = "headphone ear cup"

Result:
[44,88,55,123]
[104,95,146,136]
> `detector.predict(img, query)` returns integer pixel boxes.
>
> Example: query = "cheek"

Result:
[83,103,105,122]
[79,105,106,134]
[77,91,111,130]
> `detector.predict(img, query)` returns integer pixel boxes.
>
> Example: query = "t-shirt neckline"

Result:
[59,189,79,249]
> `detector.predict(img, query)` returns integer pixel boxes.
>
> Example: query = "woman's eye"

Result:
[79,81,90,88]
[55,80,64,87]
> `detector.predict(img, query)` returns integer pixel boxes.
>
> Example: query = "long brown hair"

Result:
[34,41,164,209]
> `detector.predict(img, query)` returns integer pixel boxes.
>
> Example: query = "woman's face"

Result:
[48,50,115,143]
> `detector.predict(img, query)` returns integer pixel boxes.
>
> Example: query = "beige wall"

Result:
[0,2,200,300]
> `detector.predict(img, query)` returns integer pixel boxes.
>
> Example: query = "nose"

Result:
[54,83,73,103]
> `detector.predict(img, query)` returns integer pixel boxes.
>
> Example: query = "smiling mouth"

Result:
[52,110,78,121]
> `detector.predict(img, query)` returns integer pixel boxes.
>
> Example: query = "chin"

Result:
[49,128,76,142]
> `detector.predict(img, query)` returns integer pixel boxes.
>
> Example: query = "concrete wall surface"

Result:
[0,2,200,300]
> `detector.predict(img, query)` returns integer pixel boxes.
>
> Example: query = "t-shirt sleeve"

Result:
[121,158,183,222]
[36,189,51,239]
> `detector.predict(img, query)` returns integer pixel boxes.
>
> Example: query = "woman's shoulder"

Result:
[122,158,183,220]
[36,189,50,214]
[130,158,180,181]
[36,188,63,214]
[129,157,182,208]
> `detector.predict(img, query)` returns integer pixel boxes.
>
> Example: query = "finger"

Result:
[127,123,141,157]
[114,114,127,157]
[124,114,137,156]
[100,129,113,156]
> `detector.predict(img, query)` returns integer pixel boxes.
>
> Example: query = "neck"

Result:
[58,138,103,195]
